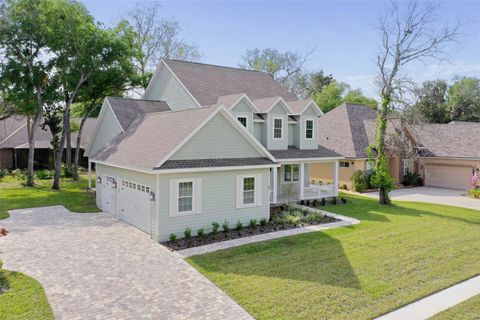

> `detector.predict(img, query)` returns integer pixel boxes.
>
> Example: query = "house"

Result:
[312,103,480,190]
[86,59,343,241]
[0,115,97,170]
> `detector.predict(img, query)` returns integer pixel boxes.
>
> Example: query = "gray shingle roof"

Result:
[106,97,170,130]
[318,103,377,158]
[414,122,480,159]
[268,146,342,159]
[157,157,276,170]
[164,59,298,106]
[0,115,26,143]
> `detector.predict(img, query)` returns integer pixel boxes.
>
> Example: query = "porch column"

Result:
[300,162,305,199]
[88,160,92,189]
[272,166,278,204]
[333,160,339,196]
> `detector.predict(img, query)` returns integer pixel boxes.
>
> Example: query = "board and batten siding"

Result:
[144,65,197,111]
[170,113,262,160]
[88,106,123,157]
[267,103,289,150]
[156,168,270,241]
[95,163,158,239]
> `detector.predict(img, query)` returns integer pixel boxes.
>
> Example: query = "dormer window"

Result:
[305,119,314,139]
[237,116,247,128]
[273,118,283,139]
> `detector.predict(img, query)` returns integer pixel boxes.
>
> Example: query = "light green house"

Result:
[86,59,342,241]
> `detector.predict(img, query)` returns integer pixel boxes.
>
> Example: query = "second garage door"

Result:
[424,164,471,190]
[118,180,151,234]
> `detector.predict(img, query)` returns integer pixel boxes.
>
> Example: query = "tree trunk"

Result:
[26,110,42,186]
[52,107,69,190]
[72,115,87,181]
[376,95,391,205]
[65,107,72,177]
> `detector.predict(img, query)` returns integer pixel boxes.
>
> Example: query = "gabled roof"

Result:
[287,100,322,116]
[0,115,26,143]
[216,93,259,112]
[253,96,293,114]
[106,97,170,131]
[414,122,480,159]
[318,103,377,158]
[91,105,276,172]
[162,59,298,106]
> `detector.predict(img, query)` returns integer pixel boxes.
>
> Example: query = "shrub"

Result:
[341,184,348,190]
[260,218,267,226]
[249,219,257,228]
[321,198,326,206]
[351,170,368,192]
[468,189,480,199]
[331,197,337,205]
[0,169,6,180]
[11,169,25,180]
[197,228,205,238]
[305,212,323,223]
[236,221,243,231]
[35,169,53,180]
[211,222,219,235]
[285,214,301,226]
[402,172,422,187]
[222,220,230,233]
[184,227,192,239]
[169,233,177,242]
[305,200,311,207]
[312,199,318,207]
[341,197,347,204]
[299,200,305,205]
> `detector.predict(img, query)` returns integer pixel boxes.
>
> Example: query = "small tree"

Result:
[373,0,461,204]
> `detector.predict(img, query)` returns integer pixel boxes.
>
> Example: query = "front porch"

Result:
[270,160,339,203]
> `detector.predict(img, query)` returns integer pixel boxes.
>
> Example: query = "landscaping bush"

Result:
[169,233,177,242]
[211,222,219,235]
[312,199,318,207]
[35,169,53,180]
[0,169,6,180]
[321,198,326,206]
[249,219,257,228]
[305,212,323,223]
[197,228,205,238]
[341,197,347,204]
[184,227,192,239]
[222,221,230,233]
[468,189,480,199]
[351,170,368,192]
[236,221,243,232]
[340,184,348,190]
[11,169,26,180]
[260,218,267,226]
[402,172,423,187]
[331,197,337,205]
[285,214,302,226]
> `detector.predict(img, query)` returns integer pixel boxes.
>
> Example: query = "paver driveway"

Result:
[0,206,253,320]
[363,187,480,211]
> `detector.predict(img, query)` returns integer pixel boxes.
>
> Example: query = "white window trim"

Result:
[304,118,314,140]
[236,174,262,208]
[282,164,300,183]
[169,178,202,217]
[403,159,409,176]
[272,117,284,140]
[236,114,249,129]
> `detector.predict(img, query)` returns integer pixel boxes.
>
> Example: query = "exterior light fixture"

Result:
[112,180,117,189]
[97,176,102,184]
[149,191,155,201]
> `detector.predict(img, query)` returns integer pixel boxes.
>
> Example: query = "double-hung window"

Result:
[178,181,193,212]
[169,178,202,216]
[273,118,283,139]
[284,164,299,182]
[237,116,247,128]
[242,177,255,205]
[236,174,262,208]
[403,159,409,176]
[339,161,350,168]
[305,119,314,139]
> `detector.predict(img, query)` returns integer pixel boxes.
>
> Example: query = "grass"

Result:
[430,294,480,320]
[0,173,98,220]
[188,194,480,320]
[0,270,54,320]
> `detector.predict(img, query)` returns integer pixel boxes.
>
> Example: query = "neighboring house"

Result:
[313,103,480,190]
[0,115,97,170]
[86,59,343,241]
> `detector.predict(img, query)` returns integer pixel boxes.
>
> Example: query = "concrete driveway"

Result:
[0,206,252,320]
[363,187,480,211]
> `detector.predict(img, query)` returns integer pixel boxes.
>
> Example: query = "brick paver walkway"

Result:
[0,206,252,320]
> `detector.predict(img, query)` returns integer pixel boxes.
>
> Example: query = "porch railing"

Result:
[303,184,336,199]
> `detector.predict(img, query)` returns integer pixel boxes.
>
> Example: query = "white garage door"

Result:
[118,180,151,234]
[424,165,471,190]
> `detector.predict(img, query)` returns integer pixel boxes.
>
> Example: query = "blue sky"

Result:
[81,1,480,97]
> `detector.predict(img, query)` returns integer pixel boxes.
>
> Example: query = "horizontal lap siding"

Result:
[89,107,122,157]
[156,169,270,241]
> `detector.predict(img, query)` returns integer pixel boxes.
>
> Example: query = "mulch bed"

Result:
[162,215,339,251]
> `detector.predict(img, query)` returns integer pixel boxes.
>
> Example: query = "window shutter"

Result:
[256,174,262,206]
[169,180,177,215]
[194,178,202,214]
[236,175,243,208]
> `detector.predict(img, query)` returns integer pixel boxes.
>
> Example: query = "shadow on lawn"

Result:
[191,232,362,289]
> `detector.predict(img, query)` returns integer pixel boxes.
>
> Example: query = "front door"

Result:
[102,175,116,215]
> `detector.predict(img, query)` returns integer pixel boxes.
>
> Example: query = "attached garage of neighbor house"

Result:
[423,159,480,190]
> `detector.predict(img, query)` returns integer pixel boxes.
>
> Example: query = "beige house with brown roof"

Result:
[312,103,480,190]
[86,59,343,241]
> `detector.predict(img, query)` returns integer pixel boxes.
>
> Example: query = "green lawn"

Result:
[0,174,98,220]
[0,270,54,320]
[430,294,480,320]
[188,194,480,320]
